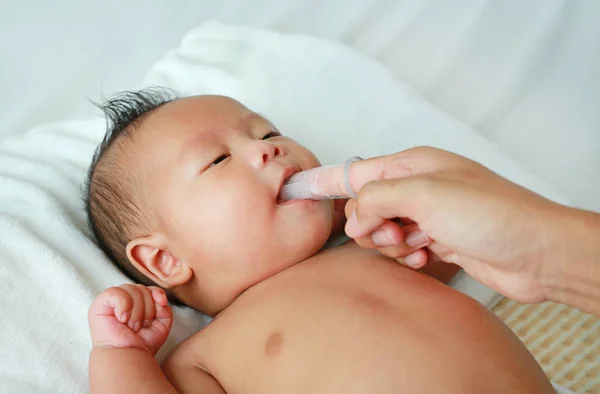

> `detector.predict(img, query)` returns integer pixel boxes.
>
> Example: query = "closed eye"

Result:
[262,131,281,140]
[210,154,229,168]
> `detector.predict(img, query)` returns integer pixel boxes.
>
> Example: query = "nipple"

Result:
[278,156,363,201]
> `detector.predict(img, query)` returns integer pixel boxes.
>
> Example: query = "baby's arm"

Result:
[90,347,176,393]
[88,284,176,393]
[88,285,224,394]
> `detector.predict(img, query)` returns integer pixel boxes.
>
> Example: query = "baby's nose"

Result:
[245,140,283,168]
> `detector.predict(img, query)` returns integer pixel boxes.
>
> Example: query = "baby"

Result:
[85,88,555,393]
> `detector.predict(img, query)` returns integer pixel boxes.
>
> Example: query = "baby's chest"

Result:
[195,294,440,394]
[200,282,423,387]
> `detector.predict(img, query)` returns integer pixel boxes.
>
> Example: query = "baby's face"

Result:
[133,96,333,310]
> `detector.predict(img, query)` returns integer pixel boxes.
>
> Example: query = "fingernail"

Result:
[345,211,359,237]
[133,321,140,332]
[120,311,130,323]
[405,252,421,268]
[372,228,399,246]
[405,230,429,248]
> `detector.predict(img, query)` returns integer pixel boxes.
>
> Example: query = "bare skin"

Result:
[339,147,600,316]
[88,96,557,393]
[90,242,554,394]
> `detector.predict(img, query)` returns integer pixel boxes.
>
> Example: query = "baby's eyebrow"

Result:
[245,112,274,129]
[187,129,217,148]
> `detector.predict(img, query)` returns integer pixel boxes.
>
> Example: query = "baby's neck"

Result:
[186,226,348,317]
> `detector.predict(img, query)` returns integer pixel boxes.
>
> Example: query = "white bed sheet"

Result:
[1,0,599,212]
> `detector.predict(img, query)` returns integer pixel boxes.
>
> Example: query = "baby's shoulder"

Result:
[162,326,211,368]
[164,310,242,368]
[161,326,225,392]
[308,237,386,267]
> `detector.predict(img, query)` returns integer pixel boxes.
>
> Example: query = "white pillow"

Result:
[0,22,568,394]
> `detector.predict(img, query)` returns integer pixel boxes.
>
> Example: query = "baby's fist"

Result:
[88,284,173,356]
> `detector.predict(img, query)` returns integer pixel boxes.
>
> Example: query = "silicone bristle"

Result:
[278,181,312,201]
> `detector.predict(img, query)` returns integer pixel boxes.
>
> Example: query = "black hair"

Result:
[83,87,182,304]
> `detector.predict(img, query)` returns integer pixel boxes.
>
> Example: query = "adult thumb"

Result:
[344,176,428,239]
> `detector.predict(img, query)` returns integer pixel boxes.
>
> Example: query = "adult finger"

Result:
[346,200,401,245]
[351,220,402,248]
[345,176,433,239]
[394,248,454,272]
[355,221,430,251]
[393,249,429,269]
[347,146,470,195]
[289,146,457,200]
[344,198,357,219]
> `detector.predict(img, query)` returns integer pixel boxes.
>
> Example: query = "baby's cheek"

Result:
[287,140,321,169]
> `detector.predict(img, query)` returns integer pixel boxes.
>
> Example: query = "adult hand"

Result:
[316,147,576,304]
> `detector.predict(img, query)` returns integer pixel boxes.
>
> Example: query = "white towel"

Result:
[0,22,571,393]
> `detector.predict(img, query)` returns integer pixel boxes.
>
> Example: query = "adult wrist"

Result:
[543,206,600,316]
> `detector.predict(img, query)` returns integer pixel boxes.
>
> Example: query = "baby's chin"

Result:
[282,201,335,253]
[187,202,335,315]
[245,200,333,282]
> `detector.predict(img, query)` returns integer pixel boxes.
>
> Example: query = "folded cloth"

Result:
[0,22,571,393]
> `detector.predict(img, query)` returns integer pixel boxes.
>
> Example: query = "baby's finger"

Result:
[89,287,133,323]
[153,302,173,326]
[148,302,174,350]
[149,286,168,307]
[151,290,173,334]
[120,284,145,333]
[136,285,156,329]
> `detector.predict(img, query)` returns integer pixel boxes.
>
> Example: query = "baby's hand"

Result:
[88,284,173,356]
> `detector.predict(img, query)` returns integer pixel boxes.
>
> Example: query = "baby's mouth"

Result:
[277,166,302,204]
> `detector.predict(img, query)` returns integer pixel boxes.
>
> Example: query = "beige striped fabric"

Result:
[493,298,600,393]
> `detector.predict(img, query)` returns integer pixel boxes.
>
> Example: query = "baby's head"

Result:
[85,88,335,315]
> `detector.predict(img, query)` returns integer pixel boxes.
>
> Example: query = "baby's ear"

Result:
[126,235,192,288]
